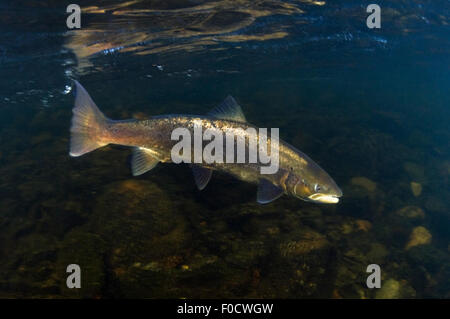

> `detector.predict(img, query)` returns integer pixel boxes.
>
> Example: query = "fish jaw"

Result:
[307,193,340,204]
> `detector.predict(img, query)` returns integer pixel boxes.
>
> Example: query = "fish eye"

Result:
[314,184,321,192]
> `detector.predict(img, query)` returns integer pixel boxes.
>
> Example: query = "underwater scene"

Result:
[0,0,449,299]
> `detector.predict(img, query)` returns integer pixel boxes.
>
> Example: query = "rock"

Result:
[340,220,372,234]
[405,226,432,250]
[341,222,353,234]
[376,279,401,299]
[355,219,372,232]
[410,182,422,197]
[280,230,328,256]
[375,278,416,299]
[350,176,377,192]
[395,206,425,219]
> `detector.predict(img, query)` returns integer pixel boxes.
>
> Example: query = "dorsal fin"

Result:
[208,95,246,122]
[257,179,284,204]
[131,147,159,176]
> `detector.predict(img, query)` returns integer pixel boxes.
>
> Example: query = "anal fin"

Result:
[257,179,284,204]
[191,165,212,190]
[131,147,159,176]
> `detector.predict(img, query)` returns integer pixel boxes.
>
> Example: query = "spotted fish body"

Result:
[70,81,342,204]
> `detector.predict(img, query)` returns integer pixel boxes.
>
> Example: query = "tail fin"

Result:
[69,81,110,157]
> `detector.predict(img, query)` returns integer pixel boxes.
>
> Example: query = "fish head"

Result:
[286,156,342,204]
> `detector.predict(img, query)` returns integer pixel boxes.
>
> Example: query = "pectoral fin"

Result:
[191,165,212,190]
[257,179,284,204]
[131,147,159,176]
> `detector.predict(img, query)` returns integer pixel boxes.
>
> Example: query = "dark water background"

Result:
[0,0,449,298]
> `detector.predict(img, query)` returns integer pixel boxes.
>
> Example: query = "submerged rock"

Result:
[410,182,422,197]
[280,230,328,257]
[405,226,432,250]
[350,176,377,193]
[375,278,416,299]
[355,219,372,232]
[340,219,372,234]
[395,206,425,219]
[376,278,400,299]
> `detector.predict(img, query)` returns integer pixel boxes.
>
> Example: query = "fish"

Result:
[69,81,342,204]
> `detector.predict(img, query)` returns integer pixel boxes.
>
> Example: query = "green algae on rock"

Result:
[395,206,425,219]
[410,182,422,197]
[375,278,416,299]
[405,226,432,250]
[350,176,377,193]
[279,230,328,257]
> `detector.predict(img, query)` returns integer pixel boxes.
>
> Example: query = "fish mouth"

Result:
[307,193,340,204]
